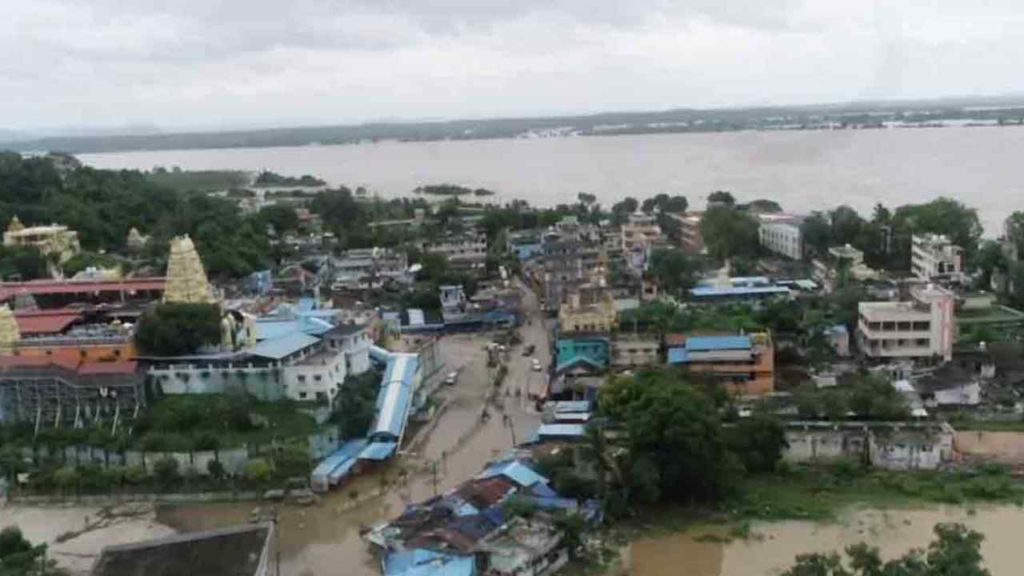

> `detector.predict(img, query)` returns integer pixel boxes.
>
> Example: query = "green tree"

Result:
[781,523,989,576]
[0,526,64,575]
[700,206,760,261]
[152,457,181,490]
[744,199,783,213]
[725,415,788,473]
[647,249,700,297]
[829,206,866,247]
[801,213,832,258]
[257,205,300,234]
[708,190,736,207]
[135,303,222,356]
[0,246,50,280]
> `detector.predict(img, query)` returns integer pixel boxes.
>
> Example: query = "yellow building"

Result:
[4,216,80,263]
[558,282,618,334]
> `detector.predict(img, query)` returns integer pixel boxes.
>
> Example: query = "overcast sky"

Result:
[4,0,1024,132]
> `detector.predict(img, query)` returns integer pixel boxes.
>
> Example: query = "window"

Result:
[299,392,307,399]
[298,375,306,383]
[314,374,322,382]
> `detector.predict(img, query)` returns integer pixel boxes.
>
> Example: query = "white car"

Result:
[444,371,459,385]
[531,359,543,372]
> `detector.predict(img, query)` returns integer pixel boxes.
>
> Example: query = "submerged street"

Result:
[155,282,548,576]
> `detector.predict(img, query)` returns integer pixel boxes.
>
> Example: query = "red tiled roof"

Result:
[14,310,82,335]
[0,277,166,301]
[455,476,516,509]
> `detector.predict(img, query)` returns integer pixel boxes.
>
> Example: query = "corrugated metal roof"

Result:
[690,286,790,297]
[685,335,752,352]
[248,332,320,360]
[550,400,591,413]
[311,439,368,486]
[359,441,398,461]
[371,353,419,440]
[407,309,425,327]
[477,460,548,488]
[535,423,587,439]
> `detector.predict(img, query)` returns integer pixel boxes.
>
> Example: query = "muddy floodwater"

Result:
[630,505,1024,576]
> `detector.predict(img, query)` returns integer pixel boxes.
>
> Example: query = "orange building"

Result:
[666,332,774,396]
[10,309,136,364]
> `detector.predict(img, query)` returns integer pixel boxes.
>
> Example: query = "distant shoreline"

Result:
[10,100,1024,155]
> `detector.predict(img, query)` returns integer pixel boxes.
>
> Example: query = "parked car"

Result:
[531,358,543,372]
[522,344,536,356]
[444,371,459,385]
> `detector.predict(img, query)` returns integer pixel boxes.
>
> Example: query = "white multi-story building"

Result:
[758,215,804,260]
[424,232,488,271]
[911,234,964,281]
[857,284,955,362]
[332,247,410,289]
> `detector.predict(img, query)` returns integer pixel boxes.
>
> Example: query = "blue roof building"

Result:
[689,285,791,303]
[555,337,609,375]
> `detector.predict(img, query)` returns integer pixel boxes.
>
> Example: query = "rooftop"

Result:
[248,331,321,360]
[90,523,273,576]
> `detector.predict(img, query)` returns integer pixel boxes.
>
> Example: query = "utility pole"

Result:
[431,461,439,497]
[508,417,517,447]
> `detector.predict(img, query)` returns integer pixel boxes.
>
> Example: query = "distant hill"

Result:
[6,95,1024,155]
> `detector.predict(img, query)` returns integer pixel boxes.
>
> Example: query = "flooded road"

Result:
[630,505,1024,576]
[157,282,549,576]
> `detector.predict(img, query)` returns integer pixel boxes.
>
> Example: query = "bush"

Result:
[244,458,273,483]
[135,303,222,356]
[152,457,181,490]
[207,460,226,480]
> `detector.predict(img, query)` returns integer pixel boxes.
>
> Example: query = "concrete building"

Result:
[332,247,410,289]
[540,217,606,313]
[424,232,488,272]
[611,334,660,368]
[758,215,804,260]
[664,212,704,254]
[558,283,617,334]
[911,234,964,281]
[783,421,954,471]
[3,216,80,264]
[555,336,610,376]
[667,333,775,396]
[857,284,955,362]
[620,212,662,259]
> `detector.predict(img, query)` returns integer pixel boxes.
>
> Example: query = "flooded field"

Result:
[630,505,1024,576]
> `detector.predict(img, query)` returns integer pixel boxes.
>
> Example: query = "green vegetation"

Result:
[0,153,270,278]
[331,370,383,439]
[730,464,1023,522]
[646,249,702,297]
[133,395,319,450]
[782,523,988,576]
[801,198,982,270]
[135,303,222,356]
[582,369,787,518]
[700,204,760,261]
[792,373,909,421]
[61,251,121,276]
[414,184,494,197]
[143,167,250,192]
[0,245,49,280]
[0,526,65,575]
[253,170,325,187]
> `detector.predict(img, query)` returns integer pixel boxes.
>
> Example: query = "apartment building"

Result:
[611,333,660,368]
[332,247,411,289]
[558,282,617,334]
[911,234,964,281]
[424,232,488,272]
[667,333,775,396]
[857,284,955,362]
[758,215,804,260]
[663,212,704,254]
[541,217,605,312]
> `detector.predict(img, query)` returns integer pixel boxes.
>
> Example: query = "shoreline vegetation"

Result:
[10,95,1024,154]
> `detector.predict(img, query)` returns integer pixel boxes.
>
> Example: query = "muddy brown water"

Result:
[630,505,1024,576]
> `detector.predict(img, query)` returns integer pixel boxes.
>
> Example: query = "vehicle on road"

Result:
[522,344,535,356]
[531,358,542,372]
[444,371,459,385]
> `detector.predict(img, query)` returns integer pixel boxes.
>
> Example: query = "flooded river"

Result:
[630,505,1024,576]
